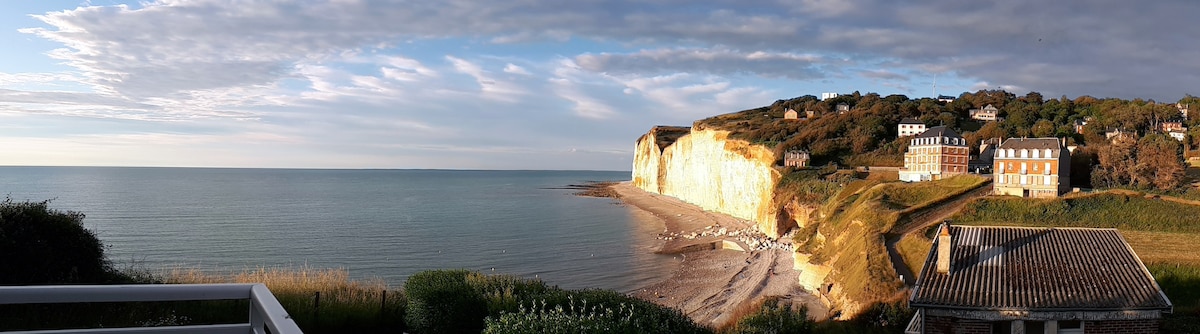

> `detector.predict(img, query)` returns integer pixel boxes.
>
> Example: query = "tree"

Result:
[1031,119,1056,137]
[1137,134,1186,190]
[0,199,115,285]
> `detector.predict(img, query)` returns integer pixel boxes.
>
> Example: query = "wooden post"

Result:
[314,291,321,330]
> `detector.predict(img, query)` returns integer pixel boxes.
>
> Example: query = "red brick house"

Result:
[906,225,1172,334]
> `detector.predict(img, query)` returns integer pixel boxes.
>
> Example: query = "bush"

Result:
[726,297,813,334]
[484,299,645,334]
[404,269,488,333]
[405,270,708,334]
[0,198,115,285]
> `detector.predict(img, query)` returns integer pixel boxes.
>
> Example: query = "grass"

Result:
[951,192,1200,233]
[165,267,405,333]
[0,267,405,333]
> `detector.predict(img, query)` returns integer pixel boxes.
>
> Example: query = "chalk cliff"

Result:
[632,126,788,238]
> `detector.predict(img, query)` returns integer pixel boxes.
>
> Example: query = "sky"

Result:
[0,0,1196,170]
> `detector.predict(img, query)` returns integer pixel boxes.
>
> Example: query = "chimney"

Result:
[936,224,952,274]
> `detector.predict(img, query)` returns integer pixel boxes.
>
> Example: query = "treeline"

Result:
[695,90,1199,191]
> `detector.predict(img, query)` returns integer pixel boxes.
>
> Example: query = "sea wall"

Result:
[632,127,786,238]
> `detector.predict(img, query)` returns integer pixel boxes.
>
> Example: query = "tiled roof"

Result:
[910,225,1172,312]
[997,138,1063,151]
[914,126,962,139]
[900,117,923,124]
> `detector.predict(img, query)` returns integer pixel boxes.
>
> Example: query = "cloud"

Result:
[575,48,826,80]
[503,63,531,75]
[3,0,1197,169]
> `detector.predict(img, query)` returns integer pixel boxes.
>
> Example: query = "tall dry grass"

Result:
[164,266,405,333]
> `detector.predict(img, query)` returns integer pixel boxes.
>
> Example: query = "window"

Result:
[1045,162,1052,175]
[991,321,1012,334]
[1026,321,1045,334]
[1032,149,1039,158]
[1058,320,1083,334]
[1045,175,1052,185]
[1007,149,1014,157]
[1045,148,1052,157]
[1020,149,1028,158]
[1021,162,1027,174]
[997,149,1005,158]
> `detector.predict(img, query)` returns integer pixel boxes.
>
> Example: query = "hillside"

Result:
[633,89,1200,319]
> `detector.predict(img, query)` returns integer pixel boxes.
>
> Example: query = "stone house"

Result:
[784,150,810,168]
[784,109,799,120]
[899,126,969,182]
[992,138,1070,198]
[898,117,926,137]
[907,224,1172,334]
[836,103,850,114]
[969,104,1001,121]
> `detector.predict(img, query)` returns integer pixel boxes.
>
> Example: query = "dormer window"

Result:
[1045,149,1052,157]
[1032,150,1039,159]
[1020,149,1028,158]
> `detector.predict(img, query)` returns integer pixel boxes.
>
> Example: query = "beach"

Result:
[611,182,828,328]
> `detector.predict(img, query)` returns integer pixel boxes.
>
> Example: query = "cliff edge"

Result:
[632,126,787,238]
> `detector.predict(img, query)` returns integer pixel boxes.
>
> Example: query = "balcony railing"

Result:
[0,283,303,334]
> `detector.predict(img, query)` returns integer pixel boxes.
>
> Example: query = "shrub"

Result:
[726,297,813,334]
[404,269,488,333]
[0,198,115,285]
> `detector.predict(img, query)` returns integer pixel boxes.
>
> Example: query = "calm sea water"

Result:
[0,167,677,292]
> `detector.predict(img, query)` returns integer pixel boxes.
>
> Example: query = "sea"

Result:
[0,167,679,293]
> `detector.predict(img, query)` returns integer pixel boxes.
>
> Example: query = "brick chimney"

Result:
[936,224,951,274]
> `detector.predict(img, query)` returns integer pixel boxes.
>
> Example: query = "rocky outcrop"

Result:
[632,126,786,238]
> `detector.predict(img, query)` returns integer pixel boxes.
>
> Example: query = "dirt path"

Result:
[885,182,993,285]
[612,182,828,328]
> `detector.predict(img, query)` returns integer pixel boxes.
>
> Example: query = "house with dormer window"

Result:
[992,138,1070,198]
[899,126,969,182]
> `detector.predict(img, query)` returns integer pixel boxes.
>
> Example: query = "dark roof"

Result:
[914,126,961,139]
[997,138,1063,151]
[900,117,923,125]
[910,225,1172,312]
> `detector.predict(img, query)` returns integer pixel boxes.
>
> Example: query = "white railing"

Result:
[0,283,303,334]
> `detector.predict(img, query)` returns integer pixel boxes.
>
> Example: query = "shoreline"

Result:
[608,182,828,328]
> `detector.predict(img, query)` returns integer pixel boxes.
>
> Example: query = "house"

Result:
[898,117,926,137]
[1157,121,1188,142]
[1105,128,1135,142]
[1159,121,1186,133]
[784,109,799,120]
[784,150,810,168]
[906,224,1172,334]
[968,138,1002,173]
[1178,103,1189,120]
[937,95,956,103]
[821,92,841,100]
[898,126,969,182]
[969,104,1000,121]
[992,138,1070,198]
[805,110,815,119]
[1072,118,1090,134]
[1169,131,1187,142]
[836,103,850,114]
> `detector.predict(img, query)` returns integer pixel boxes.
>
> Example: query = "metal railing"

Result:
[0,283,303,334]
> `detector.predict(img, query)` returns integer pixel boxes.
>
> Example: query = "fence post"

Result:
[380,289,388,317]
[313,291,321,330]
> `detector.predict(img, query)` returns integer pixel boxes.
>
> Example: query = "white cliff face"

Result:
[633,128,785,238]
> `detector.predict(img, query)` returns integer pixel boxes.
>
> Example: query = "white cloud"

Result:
[503,63,531,75]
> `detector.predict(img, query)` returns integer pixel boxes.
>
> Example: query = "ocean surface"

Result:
[0,167,678,292]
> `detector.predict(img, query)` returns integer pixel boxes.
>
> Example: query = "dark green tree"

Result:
[0,199,114,285]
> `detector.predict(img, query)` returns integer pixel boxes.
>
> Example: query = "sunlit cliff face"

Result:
[633,127,784,238]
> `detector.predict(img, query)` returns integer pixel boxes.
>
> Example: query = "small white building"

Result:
[898,117,926,137]
[821,92,841,101]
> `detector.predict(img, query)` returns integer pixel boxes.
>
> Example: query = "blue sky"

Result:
[0,0,1195,170]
